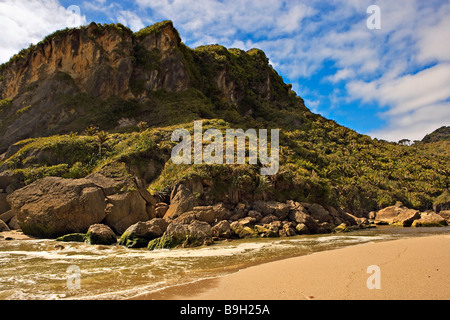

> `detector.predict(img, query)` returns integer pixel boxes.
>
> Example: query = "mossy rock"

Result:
[253,225,278,238]
[411,220,447,227]
[147,235,180,250]
[85,224,117,245]
[333,223,349,233]
[56,233,86,242]
[118,232,150,248]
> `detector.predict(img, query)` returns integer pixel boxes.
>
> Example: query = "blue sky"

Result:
[1,0,449,142]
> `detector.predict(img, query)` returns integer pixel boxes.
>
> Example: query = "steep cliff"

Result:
[0,21,302,153]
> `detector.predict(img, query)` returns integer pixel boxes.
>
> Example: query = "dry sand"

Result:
[135,234,450,300]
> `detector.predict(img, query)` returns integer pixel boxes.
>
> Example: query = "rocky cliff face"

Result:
[0,21,299,153]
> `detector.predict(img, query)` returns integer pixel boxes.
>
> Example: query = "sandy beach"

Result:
[135,234,450,300]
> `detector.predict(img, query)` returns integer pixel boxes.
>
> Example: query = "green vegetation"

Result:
[134,20,177,40]
[16,105,32,115]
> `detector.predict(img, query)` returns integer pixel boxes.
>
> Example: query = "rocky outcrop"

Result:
[0,21,192,152]
[7,177,107,238]
[374,202,408,225]
[11,173,448,250]
[56,233,86,242]
[391,209,421,227]
[372,203,448,228]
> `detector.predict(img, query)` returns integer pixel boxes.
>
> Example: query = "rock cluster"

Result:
[3,177,449,250]
[372,202,448,227]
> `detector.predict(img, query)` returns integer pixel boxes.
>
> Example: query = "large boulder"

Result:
[412,212,448,227]
[148,219,213,249]
[164,220,212,243]
[164,184,198,219]
[85,224,117,245]
[391,209,421,227]
[119,218,168,248]
[374,203,406,225]
[104,190,150,235]
[252,200,290,219]
[7,177,107,238]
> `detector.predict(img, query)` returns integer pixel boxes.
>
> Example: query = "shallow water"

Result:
[1,226,449,300]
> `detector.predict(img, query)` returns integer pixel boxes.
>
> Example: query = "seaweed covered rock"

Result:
[56,233,86,242]
[85,224,117,245]
[391,209,421,227]
[230,221,257,238]
[374,202,406,225]
[148,219,213,250]
[147,235,179,250]
[119,218,168,248]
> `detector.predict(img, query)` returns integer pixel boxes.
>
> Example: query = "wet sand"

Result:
[134,234,450,300]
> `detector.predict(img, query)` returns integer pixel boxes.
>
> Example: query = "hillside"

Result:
[0,21,449,216]
[422,126,450,143]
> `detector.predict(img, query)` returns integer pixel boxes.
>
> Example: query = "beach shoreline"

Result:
[132,234,450,300]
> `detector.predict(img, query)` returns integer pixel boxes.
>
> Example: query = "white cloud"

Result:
[0,0,86,63]
[368,102,450,142]
[117,10,145,31]
[348,64,450,141]
[416,13,450,63]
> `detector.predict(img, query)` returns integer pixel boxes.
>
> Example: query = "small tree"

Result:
[96,131,109,156]
[84,125,98,136]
